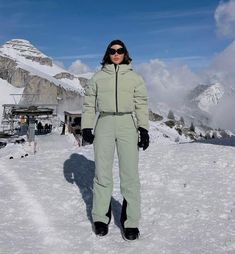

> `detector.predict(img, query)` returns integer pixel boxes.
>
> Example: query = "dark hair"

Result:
[101,39,132,67]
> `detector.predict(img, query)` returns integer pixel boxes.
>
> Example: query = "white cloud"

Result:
[211,95,235,132]
[68,59,91,75]
[136,59,200,111]
[211,40,235,73]
[202,40,235,132]
[215,0,235,37]
[205,40,235,88]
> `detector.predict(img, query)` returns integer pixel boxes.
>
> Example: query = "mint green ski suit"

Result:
[81,63,149,228]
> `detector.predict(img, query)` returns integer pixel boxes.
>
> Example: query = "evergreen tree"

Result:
[190,122,195,132]
[179,116,185,126]
[167,110,175,120]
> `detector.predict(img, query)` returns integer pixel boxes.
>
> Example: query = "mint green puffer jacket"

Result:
[81,64,149,130]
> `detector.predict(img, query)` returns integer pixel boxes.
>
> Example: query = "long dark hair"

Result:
[101,39,132,67]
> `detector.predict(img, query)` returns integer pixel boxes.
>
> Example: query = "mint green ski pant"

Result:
[92,113,140,228]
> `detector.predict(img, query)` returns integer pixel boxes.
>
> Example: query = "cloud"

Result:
[205,40,235,87]
[215,0,235,37]
[210,94,235,132]
[211,40,235,72]
[68,59,91,75]
[202,40,235,132]
[136,59,200,111]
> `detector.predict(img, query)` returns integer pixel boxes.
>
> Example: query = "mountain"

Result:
[0,39,91,118]
[149,81,234,139]
[188,82,225,113]
[182,82,235,131]
[0,39,233,141]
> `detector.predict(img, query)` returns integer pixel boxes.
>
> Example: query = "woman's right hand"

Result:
[138,127,149,150]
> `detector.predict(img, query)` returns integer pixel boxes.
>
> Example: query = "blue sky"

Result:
[0,0,233,71]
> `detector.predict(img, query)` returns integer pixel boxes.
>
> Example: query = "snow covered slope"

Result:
[0,131,234,253]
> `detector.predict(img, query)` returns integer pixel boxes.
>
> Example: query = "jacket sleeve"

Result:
[134,76,149,130]
[81,77,97,129]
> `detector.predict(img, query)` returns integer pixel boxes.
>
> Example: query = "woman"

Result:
[81,39,149,240]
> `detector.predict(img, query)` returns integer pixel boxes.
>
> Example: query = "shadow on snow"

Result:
[63,153,122,229]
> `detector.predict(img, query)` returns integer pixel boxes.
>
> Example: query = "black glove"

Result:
[138,127,149,150]
[82,128,94,144]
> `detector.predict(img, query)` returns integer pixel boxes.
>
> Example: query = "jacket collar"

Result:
[102,64,132,74]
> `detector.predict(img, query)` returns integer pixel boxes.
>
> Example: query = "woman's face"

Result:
[109,44,125,65]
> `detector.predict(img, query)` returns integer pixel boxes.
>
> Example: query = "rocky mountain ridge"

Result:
[0,39,52,66]
[0,39,88,117]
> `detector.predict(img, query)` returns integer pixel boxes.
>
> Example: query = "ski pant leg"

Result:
[116,114,140,228]
[92,115,115,224]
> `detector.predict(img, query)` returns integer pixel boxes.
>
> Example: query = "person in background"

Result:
[81,39,149,240]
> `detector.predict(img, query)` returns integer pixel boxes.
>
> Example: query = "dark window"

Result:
[74,117,81,126]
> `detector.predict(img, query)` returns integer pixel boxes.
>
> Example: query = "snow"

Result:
[0,129,234,254]
[17,61,84,94]
[0,39,47,60]
[149,121,191,144]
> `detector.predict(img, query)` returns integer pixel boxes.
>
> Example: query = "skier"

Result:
[81,39,149,240]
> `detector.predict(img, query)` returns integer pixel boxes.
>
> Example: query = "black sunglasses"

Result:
[108,48,125,55]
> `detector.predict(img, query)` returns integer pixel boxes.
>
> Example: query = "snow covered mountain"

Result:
[188,82,225,113]
[1,39,52,67]
[174,81,235,132]
[0,39,91,118]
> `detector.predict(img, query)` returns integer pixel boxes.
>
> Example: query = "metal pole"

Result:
[27,116,35,142]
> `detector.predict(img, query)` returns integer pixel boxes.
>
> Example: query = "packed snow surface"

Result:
[0,131,234,254]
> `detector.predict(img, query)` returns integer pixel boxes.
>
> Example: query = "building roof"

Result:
[64,111,82,115]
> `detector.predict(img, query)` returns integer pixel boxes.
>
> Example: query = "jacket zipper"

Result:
[115,65,119,113]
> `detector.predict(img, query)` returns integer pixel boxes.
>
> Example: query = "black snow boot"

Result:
[93,201,111,236]
[120,199,140,240]
[123,227,140,241]
[94,222,108,236]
